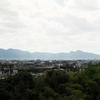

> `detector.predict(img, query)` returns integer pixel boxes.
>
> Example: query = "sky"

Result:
[0,0,100,54]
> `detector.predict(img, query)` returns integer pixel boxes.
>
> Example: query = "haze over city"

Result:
[0,0,100,54]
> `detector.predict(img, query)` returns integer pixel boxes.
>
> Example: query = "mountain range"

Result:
[0,48,100,59]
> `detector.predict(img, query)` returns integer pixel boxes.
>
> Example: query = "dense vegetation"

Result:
[1,65,100,100]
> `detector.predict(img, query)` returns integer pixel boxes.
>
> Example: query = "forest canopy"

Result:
[0,65,100,100]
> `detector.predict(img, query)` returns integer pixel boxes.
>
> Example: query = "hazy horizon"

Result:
[0,0,100,54]
[0,48,100,55]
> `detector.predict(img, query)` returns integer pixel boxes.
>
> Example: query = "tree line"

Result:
[0,64,100,100]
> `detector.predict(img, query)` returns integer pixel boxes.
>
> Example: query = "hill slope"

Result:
[0,48,99,59]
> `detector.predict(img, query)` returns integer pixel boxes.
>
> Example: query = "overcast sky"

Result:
[0,0,100,54]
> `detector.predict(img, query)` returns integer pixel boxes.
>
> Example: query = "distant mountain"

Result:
[67,50,100,59]
[0,48,100,59]
[0,48,32,59]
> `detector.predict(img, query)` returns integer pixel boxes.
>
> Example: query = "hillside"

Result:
[0,48,100,59]
[0,65,100,100]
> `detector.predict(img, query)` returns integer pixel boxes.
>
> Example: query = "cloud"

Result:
[0,0,100,54]
[2,21,27,29]
[64,0,100,11]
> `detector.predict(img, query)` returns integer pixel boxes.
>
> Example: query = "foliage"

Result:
[0,65,100,100]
